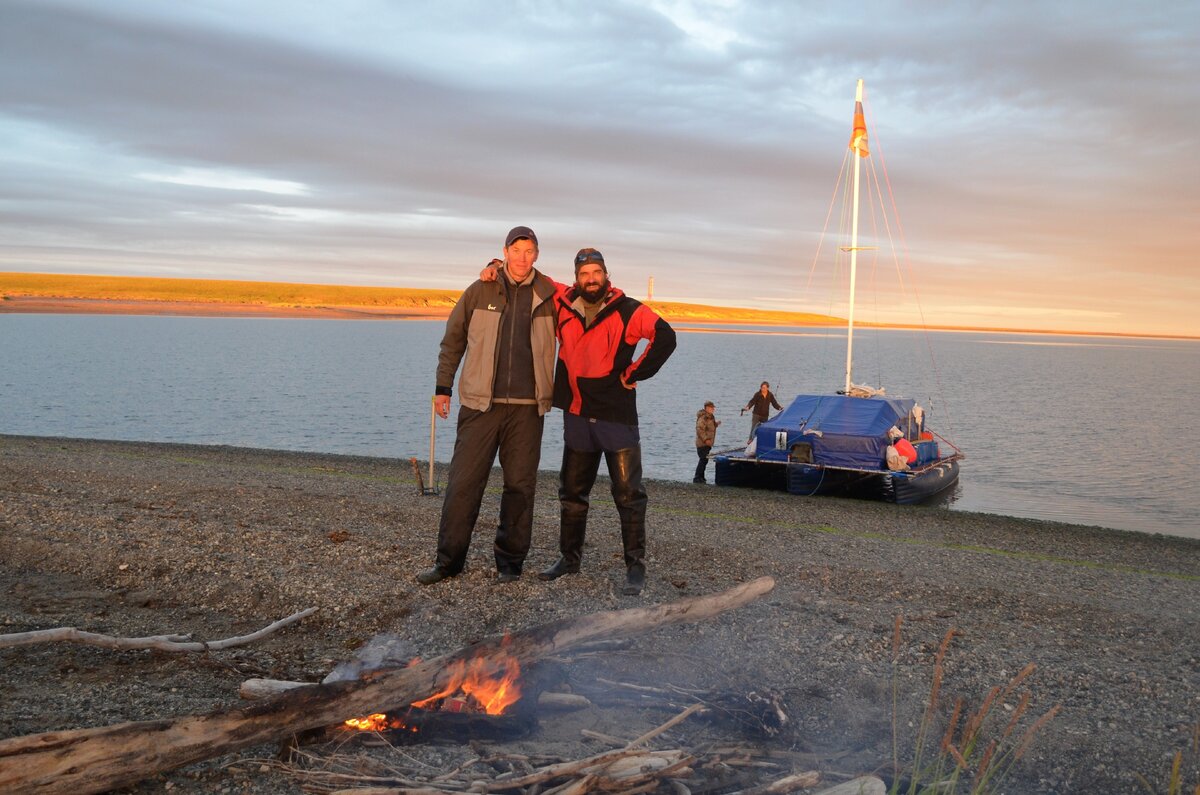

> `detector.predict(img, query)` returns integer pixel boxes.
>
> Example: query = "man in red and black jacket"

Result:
[538,248,676,596]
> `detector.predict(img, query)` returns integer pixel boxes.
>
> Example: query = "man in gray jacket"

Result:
[417,226,558,585]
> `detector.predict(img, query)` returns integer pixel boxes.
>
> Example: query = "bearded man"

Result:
[538,248,676,595]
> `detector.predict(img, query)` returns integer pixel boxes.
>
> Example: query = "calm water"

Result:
[2,315,1197,539]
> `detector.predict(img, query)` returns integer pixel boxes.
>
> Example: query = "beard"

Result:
[578,278,609,304]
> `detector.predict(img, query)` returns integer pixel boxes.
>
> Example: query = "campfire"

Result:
[343,648,530,740]
[0,578,780,795]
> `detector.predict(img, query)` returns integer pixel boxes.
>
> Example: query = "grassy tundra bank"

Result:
[8,272,1200,339]
[1,435,1197,793]
[0,271,844,326]
[0,272,461,319]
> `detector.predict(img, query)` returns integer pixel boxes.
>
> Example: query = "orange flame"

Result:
[412,654,522,715]
[344,713,389,731]
[344,649,522,731]
[343,712,419,733]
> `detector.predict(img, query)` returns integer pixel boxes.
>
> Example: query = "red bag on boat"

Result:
[893,437,917,464]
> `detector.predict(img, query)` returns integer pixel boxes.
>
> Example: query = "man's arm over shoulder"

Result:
[481,263,570,295]
[537,269,571,294]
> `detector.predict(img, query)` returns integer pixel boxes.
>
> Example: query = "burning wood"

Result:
[0,576,775,794]
[339,705,538,744]
[241,677,592,713]
[409,648,521,715]
[326,634,533,741]
[281,690,807,794]
[239,629,536,742]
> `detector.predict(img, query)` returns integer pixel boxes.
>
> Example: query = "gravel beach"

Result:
[1,435,1197,794]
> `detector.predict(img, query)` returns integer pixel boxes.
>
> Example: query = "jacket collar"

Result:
[494,266,556,302]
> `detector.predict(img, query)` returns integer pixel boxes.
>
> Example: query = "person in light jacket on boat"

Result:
[694,401,719,484]
[741,381,782,441]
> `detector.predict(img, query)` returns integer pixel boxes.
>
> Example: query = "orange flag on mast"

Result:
[849,100,869,157]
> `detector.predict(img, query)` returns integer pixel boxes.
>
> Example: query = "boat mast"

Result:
[844,79,867,395]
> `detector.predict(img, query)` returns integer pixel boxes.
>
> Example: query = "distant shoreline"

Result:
[3,295,1196,341]
[0,295,449,320]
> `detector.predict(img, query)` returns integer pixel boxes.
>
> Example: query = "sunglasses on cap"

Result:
[575,250,605,266]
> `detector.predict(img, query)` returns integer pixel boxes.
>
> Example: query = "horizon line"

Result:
[2,271,1197,342]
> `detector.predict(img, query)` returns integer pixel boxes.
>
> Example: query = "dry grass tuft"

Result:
[1132,725,1200,795]
[889,616,1059,795]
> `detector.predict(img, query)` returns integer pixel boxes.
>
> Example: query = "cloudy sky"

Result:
[2,1,1198,336]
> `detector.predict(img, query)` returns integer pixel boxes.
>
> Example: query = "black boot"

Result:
[416,566,455,586]
[607,447,648,595]
[623,565,645,596]
[694,445,711,483]
[540,447,601,581]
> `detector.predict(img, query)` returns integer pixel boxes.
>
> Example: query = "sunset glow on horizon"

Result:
[2,1,1198,337]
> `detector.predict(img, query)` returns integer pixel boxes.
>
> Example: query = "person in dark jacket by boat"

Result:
[539,248,676,596]
[694,401,719,483]
[742,381,782,441]
[416,226,558,586]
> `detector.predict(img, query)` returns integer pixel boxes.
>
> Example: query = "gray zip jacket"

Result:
[435,267,558,415]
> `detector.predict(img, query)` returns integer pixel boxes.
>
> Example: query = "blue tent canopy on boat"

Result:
[752,394,917,470]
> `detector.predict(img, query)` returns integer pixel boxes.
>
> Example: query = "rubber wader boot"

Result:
[609,446,648,596]
[623,566,645,596]
[539,447,602,581]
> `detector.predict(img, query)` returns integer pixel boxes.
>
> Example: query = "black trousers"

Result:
[434,403,544,575]
[694,445,712,482]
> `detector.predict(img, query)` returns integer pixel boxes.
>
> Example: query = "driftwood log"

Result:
[0,576,775,795]
[0,607,318,652]
[239,678,592,711]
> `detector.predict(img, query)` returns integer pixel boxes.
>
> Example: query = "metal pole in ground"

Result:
[428,395,438,495]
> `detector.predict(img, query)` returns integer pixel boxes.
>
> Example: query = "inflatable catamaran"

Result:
[714,80,963,504]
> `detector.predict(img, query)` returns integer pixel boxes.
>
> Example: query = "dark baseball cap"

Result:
[574,247,606,273]
[505,226,538,248]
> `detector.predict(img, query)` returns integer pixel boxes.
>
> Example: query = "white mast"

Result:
[843,79,867,395]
